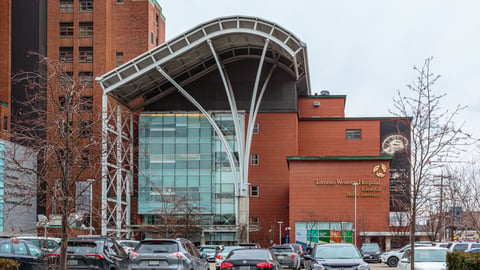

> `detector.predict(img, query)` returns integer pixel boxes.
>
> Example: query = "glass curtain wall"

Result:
[138,112,241,243]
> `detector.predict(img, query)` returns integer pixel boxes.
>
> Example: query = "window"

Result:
[75,181,91,212]
[58,71,73,88]
[80,96,93,112]
[79,47,93,62]
[79,72,93,87]
[79,120,93,137]
[79,22,93,37]
[115,52,124,67]
[250,217,259,226]
[116,0,124,3]
[250,154,259,165]
[250,185,259,197]
[81,150,90,167]
[150,31,154,45]
[3,116,8,131]
[79,0,93,12]
[253,123,259,134]
[58,120,73,137]
[59,22,74,37]
[346,129,362,140]
[59,0,74,13]
[59,47,73,62]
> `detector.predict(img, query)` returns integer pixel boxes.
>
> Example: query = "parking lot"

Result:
[369,262,391,269]
[210,262,391,269]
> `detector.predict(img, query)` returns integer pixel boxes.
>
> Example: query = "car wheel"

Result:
[387,256,399,267]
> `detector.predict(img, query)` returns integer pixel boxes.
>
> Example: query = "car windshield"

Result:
[121,241,138,248]
[361,244,380,251]
[66,242,97,254]
[315,245,361,259]
[228,249,270,259]
[272,247,292,253]
[136,241,178,253]
[200,247,216,252]
[221,246,241,255]
[415,249,447,262]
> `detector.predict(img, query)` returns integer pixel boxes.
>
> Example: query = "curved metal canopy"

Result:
[96,15,311,111]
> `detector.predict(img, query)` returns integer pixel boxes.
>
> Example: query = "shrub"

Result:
[0,258,20,270]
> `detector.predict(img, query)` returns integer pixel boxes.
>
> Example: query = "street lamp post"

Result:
[353,182,358,247]
[278,221,283,244]
[86,179,95,235]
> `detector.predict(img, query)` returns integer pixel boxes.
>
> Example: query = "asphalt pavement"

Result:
[369,262,392,269]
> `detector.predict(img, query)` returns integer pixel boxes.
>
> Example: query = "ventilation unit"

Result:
[313,101,320,107]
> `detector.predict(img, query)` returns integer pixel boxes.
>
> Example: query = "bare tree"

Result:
[11,52,104,270]
[390,57,474,269]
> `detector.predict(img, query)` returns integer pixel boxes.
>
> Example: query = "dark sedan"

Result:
[304,243,370,270]
[0,238,46,270]
[220,248,282,270]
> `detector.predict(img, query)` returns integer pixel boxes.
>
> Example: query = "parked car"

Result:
[397,246,448,270]
[238,243,261,248]
[360,242,381,263]
[220,248,282,270]
[303,243,369,270]
[117,239,139,254]
[16,236,61,253]
[466,247,480,253]
[433,242,450,248]
[129,238,209,270]
[270,244,301,270]
[198,244,223,262]
[47,235,129,270]
[286,243,306,267]
[447,241,480,252]
[380,243,431,267]
[0,238,46,270]
[215,245,242,270]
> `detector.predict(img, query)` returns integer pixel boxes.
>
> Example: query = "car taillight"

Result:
[130,251,139,258]
[299,252,303,256]
[256,262,273,268]
[216,255,223,259]
[291,254,295,259]
[220,262,234,268]
[170,252,186,258]
[47,253,60,258]
[85,254,104,260]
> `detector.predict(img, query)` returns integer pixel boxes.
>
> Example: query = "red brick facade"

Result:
[0,0,11,141]
[45,0,165,232]
[248,95,406,248]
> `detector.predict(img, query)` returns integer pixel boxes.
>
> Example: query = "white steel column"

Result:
[101,93,108,235]
[116,105,123,237]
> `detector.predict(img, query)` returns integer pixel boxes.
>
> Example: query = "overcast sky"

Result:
[158,0,480,157]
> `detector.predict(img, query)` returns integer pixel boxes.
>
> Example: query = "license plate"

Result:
[239,266,250,270]
[149,260,160,265]
[67,260,78,265]
[277,255,284,259]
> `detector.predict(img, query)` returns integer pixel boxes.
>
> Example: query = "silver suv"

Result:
[380,243,431,267]
[130,238,209,270]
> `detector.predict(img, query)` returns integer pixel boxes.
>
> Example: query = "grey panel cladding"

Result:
[146,59,299,112]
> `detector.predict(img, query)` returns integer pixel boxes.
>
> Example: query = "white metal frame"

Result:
[97,16,310,239]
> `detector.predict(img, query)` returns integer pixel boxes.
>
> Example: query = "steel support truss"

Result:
[101,94,133,238]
